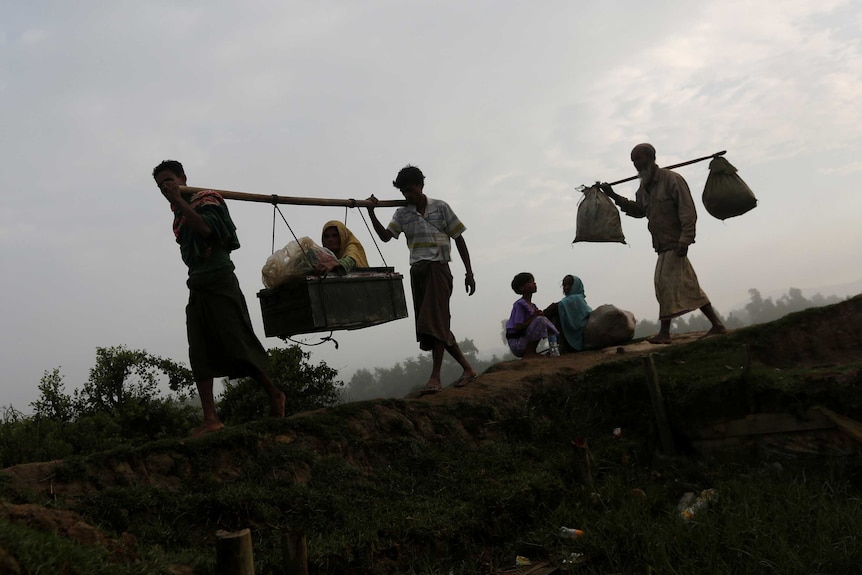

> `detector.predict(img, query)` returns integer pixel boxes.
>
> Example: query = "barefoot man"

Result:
[153,160,285,435]
[367,165,478,395]
[600,144,727,344]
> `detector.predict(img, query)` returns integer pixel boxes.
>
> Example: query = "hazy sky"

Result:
[2,1,861,410]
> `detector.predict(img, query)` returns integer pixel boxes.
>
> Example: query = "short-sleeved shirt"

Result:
[505,297,536,338]
[386,198,466,265]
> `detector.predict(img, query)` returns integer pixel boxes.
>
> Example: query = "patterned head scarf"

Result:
[322,220,369,268]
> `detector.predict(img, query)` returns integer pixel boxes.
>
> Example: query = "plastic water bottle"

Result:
[548,335,560,357]
[559,526,584,539]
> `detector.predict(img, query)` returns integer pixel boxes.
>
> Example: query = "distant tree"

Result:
[745,288,780,324]
[742,287,843,325]
[346,368,377,399]
[1,348,199,467]
[220,345,343,423]
[635,311,735,338]
[73,346,197,441]
[724,313,746,329]
[345,339,513,401]
[634,319,658,339]
[673,312,713,333]
[31,368,74,422]
[0,405,31,467]
[779,287,808,314]
[634,288,845,338]
[809,292,842,308]
[75,346,195,416]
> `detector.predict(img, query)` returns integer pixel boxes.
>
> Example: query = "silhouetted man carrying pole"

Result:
[601,143,726,344]
[153,160,285,436]
[367,165,478,395]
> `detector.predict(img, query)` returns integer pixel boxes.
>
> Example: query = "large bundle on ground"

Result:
[702,156,758,220]
[573,185,626,244]
[583,304,636,350]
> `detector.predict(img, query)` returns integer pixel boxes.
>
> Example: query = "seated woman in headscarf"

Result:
[314,220,370,275]
[543,274,592,352]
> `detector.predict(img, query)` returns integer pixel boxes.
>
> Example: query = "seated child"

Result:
[505,272,560,359]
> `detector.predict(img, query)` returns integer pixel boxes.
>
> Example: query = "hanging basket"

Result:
[257,267,409,338]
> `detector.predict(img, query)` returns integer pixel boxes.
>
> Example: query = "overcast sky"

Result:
[2,1,861,410]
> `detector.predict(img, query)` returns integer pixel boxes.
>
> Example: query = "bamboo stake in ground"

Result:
[281,531,309,575]
[179,186,407,208]
[215,528,255,575]
[642,354,678,456]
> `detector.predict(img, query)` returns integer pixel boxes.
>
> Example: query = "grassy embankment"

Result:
[1,300,861,574]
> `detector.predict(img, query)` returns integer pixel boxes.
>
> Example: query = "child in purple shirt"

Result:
[505,273,560,359]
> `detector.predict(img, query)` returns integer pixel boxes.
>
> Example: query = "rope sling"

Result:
[264,197,406,348]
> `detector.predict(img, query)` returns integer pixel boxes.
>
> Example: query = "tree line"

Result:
[343,338,513,402]
[633,287,845,338]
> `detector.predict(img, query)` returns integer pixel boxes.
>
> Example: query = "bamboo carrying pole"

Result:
[179,186,407,208]
[642,354,678,456]
[604,150,727,187]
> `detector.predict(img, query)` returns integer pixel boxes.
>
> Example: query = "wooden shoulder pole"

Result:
[179,186,407,208]
[604,150,727,187]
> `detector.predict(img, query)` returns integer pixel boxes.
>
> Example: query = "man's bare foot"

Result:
[270,392,286,418]
[647,334,672,345]
[191,421,225,438]
[700,325,728,339]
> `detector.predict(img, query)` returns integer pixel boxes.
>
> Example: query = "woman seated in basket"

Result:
[543,274,592,353]
[315,220,370,275]
[506,272,560,359]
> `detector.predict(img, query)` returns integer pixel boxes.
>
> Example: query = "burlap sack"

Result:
[573,185,626,244]
[702,156,757,220]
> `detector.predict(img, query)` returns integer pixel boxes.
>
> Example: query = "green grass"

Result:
[58,378,862,573]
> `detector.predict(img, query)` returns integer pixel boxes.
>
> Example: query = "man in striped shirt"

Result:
[368,165,478,395]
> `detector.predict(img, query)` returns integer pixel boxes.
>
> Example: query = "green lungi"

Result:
[186,267,270,380]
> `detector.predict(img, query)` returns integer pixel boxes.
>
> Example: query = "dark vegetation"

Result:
[0,345,343,469]
[0,290,860,573]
